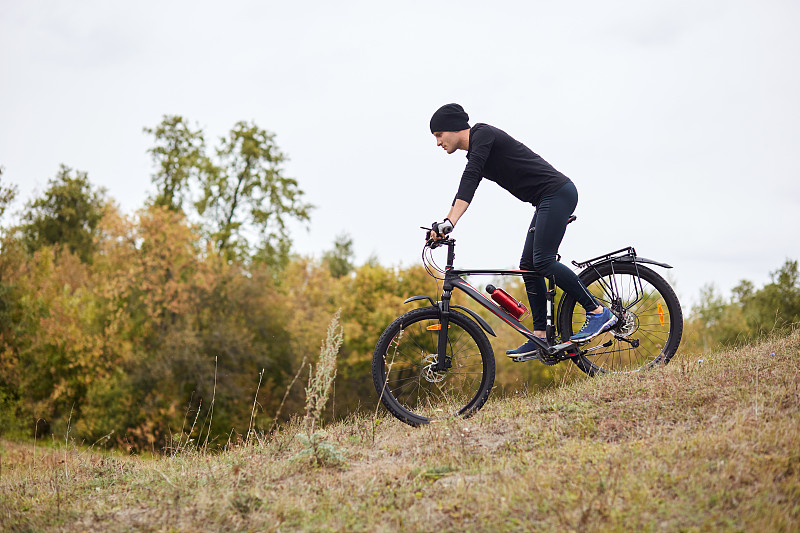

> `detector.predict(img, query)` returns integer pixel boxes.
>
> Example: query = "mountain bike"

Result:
[372,216,683,426]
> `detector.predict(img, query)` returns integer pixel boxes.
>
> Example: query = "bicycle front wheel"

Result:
[558,262,683,375]
[372,306,495,426]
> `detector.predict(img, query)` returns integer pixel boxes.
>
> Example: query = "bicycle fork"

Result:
[433,283,453,372]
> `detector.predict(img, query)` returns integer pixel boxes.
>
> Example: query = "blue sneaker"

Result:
[570,307,618,343]
[505,339,544,358]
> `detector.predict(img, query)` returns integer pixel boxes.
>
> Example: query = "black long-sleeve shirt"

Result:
[454,123,570,207]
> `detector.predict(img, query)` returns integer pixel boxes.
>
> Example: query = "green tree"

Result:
[322,233,355,278]
[683,259,800,353]
[0,166,18,224]
[21,165,105,263]
[144,115,209,211]
[744,260,800,332]
[732,279,755,302]
[686,283,747,351]
[196,121,312,266]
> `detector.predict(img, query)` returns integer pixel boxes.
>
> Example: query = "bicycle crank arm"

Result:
[546,340,577,355]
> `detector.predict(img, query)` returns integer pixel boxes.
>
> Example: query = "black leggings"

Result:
[520,181,599,331]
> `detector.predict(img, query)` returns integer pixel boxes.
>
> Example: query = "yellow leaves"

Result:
[93,205,218,334]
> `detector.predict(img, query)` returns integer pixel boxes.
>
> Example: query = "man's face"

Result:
[434,131,461,154]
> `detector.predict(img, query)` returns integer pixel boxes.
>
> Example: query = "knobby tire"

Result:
[372,306,495,426]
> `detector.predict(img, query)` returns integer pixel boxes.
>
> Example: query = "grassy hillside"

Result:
[2,331,799,532]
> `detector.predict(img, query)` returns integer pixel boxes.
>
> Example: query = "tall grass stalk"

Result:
[304,309,343,435]
[64,403,74,482]
[246,368,265,445]
[373,328,402,443]
[268,356,307,437]
[182,399,202,453]
[173,393,200,453]
[202,355,218,450]
[292,309,346,466]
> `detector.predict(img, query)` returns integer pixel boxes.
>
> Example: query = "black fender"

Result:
[575,256,673,271]
[613,256,672,269]
[403,296,496,337]
[451,305,496,337]
[403,295,437,306]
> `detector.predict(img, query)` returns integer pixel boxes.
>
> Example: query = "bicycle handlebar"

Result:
[422,218,454,247]
[420,228,449,249]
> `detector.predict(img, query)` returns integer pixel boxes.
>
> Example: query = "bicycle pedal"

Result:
[511,353,540,363]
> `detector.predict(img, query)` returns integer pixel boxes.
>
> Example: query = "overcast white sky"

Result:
[2,0,799,309]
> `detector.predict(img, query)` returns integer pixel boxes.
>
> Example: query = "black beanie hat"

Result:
[430,103,470,133]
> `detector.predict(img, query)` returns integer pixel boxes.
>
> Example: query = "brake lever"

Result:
[421,226,436,248]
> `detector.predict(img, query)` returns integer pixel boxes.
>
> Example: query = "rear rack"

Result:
[572,246,637,269]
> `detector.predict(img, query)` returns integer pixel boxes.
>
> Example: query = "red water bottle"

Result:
[486,285,528,320]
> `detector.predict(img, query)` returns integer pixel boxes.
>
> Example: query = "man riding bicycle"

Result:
[427,103,617,357]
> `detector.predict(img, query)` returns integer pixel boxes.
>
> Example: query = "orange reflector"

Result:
[657,302,665,326]
[426,324,450,331]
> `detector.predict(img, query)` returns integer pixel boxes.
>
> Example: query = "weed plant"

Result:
[293,309,345,467]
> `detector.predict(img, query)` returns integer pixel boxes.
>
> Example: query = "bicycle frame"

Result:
[410,238,575,371]
[409,238,674,371]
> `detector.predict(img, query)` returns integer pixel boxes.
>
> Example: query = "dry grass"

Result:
[2,330,799,532]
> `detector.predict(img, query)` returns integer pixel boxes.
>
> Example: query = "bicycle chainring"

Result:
[538,350,561,366]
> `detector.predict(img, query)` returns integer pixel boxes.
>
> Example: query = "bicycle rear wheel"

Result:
[372,306,495,426]
[558,262,683,375]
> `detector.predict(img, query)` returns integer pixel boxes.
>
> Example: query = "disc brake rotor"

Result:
[615,311,638,337]
[421,353,447,383]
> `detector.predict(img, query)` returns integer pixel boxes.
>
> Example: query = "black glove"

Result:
[431,218,453,238]
[432,218,453,235]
